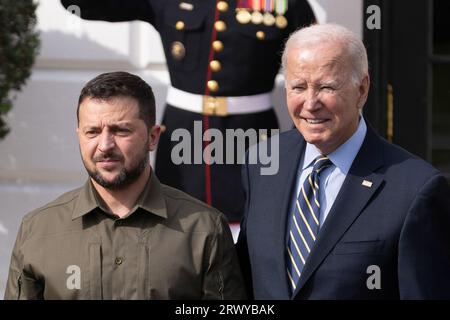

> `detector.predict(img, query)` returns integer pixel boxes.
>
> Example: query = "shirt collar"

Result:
[302,116,367,175]
[72,171,168,220]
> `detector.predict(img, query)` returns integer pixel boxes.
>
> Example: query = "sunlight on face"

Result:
[285,42,369,154]
[77,97,157,189]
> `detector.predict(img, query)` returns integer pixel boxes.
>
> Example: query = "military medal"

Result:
[263,12,275,26]
[237,0,284,26]
[236,9,251,24]
[249,0,263,25]
[274,0,288,29]
[251,11,263,24]
[171,41,185,60]
[275,15,287,28]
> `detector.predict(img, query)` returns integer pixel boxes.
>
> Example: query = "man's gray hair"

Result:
[281,23,369,86]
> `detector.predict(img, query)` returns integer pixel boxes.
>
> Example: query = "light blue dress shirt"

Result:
[290,116,367,227]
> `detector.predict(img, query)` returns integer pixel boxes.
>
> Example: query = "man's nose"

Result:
[98,131,115,152]
[303,89,321,111]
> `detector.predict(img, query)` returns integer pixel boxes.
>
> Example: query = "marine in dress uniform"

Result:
[60,0,316,223]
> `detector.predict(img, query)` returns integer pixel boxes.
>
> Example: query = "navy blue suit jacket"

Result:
[236,125,450,299]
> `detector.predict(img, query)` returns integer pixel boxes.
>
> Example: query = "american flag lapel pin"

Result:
[362,180,373,188]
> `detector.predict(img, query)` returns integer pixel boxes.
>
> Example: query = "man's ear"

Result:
[148,125,161,152]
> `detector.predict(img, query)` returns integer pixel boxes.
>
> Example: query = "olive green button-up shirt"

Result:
[4,173,246,300]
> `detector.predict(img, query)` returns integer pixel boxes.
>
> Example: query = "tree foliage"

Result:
[0,0,40,139]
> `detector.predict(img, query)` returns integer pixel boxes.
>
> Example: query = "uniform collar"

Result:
[72,171,168,220]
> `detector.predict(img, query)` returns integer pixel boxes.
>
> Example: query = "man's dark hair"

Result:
[77,71,156,128]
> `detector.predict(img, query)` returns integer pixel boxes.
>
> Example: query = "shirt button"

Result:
[116,220,123,226]
[115,257,123,265]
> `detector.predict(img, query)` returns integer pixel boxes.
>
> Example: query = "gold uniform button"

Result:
[212,40,224,52]
[171,41,186,60]
[175,21,185,30]
[256,31,265,40]
[260,133,268,141]
[160,125,167,133]
[210,60,221,72]
[115,257,123,265]
[217,1,229,12]
[207,80,219,92]
[214,20,226,32]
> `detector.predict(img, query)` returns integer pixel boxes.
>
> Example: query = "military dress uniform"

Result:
[61,0,316,222]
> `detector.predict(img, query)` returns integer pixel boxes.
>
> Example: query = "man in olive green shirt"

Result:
[4,72,246,300]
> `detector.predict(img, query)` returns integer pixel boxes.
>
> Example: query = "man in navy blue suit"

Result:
[236,23,450,299]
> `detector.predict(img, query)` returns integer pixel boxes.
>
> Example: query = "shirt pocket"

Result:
[88,243,102,299]
[162,1,208,71]
[137,242,150,300]
[31,232,99,299]
[333,240,385,255]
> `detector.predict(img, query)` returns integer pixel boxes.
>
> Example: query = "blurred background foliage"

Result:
[0,0,40,140]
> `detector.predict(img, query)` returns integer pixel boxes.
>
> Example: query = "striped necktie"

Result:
[286,155,332,293]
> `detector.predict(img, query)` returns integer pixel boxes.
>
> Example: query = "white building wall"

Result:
[0,0,362,297]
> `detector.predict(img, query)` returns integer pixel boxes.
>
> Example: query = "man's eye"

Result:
[114,128,131,136]
[321,86,335,91]
[85,131,98,137]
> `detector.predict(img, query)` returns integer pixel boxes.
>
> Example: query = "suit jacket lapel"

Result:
[270,131,305,298]
[293,126,386,297]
